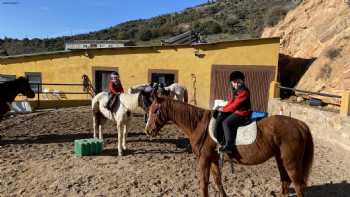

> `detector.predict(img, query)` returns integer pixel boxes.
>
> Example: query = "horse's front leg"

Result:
[117,124,123,156]
[122,124,127,150]
[211,159,227,197]
[98,124,103,140]
[198,156,211,197]
[92,116,98,139]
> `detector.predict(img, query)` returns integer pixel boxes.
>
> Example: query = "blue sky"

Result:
[0,0,207,39]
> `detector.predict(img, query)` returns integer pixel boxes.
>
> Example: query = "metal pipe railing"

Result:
[279,85,341,99]
[0,81,84,86]
[0,81,91,108]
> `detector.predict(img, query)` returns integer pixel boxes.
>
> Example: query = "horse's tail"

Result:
[183,88,188,103]
[91,94,101,115]
[302,124,314,184]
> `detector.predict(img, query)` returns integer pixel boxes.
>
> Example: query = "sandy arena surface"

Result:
[1,106,350,197]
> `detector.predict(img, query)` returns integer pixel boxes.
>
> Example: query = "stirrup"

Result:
[217,145,235,174]
[217,145,224,170]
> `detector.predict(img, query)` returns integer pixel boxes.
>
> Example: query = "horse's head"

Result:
[138,87,154,112]
[158,87,170,97]
[151,83,169,97]
[144,95,168,137]
[16,77,35,98]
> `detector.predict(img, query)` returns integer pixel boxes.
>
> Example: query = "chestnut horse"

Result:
[145,97,314,197]
[0,77,35,120]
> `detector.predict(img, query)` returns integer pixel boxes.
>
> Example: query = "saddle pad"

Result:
[208,117,257,145]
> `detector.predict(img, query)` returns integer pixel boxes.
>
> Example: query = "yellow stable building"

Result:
[0,38,280,110]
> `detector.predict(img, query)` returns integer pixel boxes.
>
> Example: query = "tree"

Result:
[195,21,222,35]
[139,30,153,41]
[0,49,8,56]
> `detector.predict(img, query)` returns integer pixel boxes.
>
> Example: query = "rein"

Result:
[196,125,209,157]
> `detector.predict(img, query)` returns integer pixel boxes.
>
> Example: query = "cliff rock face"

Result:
[263,0,350,96]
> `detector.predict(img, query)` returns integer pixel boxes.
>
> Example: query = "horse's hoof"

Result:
[118,151,124,156]
[270,191,287,197]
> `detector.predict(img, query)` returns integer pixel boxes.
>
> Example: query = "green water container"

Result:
[89,139,98,155]
[74,139,103,156]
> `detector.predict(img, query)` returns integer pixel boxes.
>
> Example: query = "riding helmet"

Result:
[229,71,245,81]
[110,71,119,77]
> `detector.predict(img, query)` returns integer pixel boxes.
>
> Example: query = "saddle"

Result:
[209,111,268,146]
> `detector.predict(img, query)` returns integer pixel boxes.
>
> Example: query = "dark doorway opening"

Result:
[95,70,115,93]
[150,73,175,87]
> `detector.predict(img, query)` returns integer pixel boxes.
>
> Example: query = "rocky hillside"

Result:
[263,0,350,97]
[0,0,300,56]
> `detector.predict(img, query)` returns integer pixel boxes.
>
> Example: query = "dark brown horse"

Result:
[0,77,35,120]
[145,96,314,197]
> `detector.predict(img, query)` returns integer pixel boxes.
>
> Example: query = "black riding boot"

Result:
[219,113,245,153]
[106,93,114,110]
[213,111,231,145]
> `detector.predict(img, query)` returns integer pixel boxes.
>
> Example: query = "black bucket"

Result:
[307,97,324,106]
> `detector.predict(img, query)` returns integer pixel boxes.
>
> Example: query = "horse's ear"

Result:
[17,76,28,81]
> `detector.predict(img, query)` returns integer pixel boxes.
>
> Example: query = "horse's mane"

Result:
[162,98,210,131]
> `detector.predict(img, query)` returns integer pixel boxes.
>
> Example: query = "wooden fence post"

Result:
[269,81,280,99]
[340,91,350,116]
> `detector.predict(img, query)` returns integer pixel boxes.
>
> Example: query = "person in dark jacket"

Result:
[215,71,251,153]
[106,71,124,110]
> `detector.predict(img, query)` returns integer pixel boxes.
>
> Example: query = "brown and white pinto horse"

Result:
[0,77,35,120]
[91,90,153,156]
[145,96,314,197]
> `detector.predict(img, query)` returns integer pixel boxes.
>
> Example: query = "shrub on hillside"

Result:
[317,64,332,80]
[326,48,342,60]
[264,6,288,27]
[139,30,153,41]
[195,21,223,35]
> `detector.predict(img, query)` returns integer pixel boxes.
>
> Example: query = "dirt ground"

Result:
[0,106,350,197]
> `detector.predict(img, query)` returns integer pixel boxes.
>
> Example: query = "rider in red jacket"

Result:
[108,76,124,94]
[215,71,251,153]
[106,71,124,110]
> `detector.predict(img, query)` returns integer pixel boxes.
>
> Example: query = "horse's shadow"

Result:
[306,181,350,197]
[99,137,192,156]
[272,181,350,197]
[0,132,145,145]
[1,132,192,156]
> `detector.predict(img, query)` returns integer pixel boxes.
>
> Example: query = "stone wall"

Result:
[268,99,350,151]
